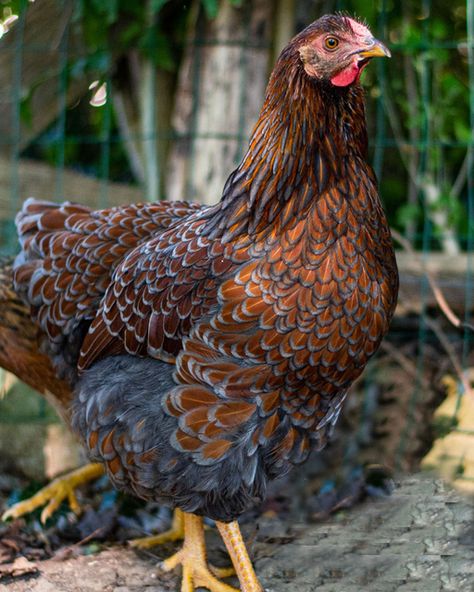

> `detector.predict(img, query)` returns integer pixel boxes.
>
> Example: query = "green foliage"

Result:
[0,0,27,17]
[25,98,134,185]
[369,0,469,246]
[396,202,422,229]
[202,0,243,18]
[72,0,177,71]
[19,89,33,128]
[70,0,244,76]
[18,0,253,191]
[297,0,470,247]
[348,0,377,27]
[202,0,219,18]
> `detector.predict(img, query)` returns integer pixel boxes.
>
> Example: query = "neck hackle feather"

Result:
[203,29,370,244]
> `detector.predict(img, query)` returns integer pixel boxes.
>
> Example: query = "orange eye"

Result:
[324,37,339,50]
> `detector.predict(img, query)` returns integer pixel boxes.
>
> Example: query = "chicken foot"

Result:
[130,508,185,548]
[2,464,185,551]
[2,465,188,555]
[160,512,261,592]
[2,462,105,523]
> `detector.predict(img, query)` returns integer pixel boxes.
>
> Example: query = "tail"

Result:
[0,256,72,418]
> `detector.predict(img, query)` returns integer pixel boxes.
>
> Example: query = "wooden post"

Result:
[165,0,276,204]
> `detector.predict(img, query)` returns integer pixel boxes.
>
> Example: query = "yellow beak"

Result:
[358,39,391,59]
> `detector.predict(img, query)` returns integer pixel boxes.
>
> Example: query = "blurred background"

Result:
[0,0,472,501]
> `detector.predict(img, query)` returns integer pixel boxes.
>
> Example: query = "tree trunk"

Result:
[111,52,176,198]
[165,0,275,204]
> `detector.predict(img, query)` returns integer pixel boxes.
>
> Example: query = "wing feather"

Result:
[13,198,202,376]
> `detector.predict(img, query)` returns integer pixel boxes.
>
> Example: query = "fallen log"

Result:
[0,157,144,222]
[395,251,473,316]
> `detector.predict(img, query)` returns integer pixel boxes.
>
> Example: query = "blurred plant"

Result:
[381,1,469,252]
[0,1,18,38]
[66,0,252,199]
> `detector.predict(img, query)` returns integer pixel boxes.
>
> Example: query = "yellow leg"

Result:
[130,508,185,548]
[2,463,104,524]
[216,521,262,592]
[160,512,261,592]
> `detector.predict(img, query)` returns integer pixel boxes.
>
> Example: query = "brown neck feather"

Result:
[203,47,370,243]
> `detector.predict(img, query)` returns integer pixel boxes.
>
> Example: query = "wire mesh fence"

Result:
[0,0,472,488]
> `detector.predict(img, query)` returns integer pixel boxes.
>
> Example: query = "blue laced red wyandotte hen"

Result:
[2,15,398,592]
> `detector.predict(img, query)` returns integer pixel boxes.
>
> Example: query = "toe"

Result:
[210,565,236,579]
[194,567,240,592]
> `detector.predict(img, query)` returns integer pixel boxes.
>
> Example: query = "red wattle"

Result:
[331,62,365,87]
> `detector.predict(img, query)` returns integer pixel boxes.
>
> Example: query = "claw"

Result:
[210,565,236,579]
[2,463,104,524]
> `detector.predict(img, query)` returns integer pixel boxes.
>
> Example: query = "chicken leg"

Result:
[161,512,262,592]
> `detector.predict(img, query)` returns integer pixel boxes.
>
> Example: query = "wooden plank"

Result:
[0,0,89,155]
[0,157,144,221]
[395,251,473,315]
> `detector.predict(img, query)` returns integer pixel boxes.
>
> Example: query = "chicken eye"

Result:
[324,37,339,50]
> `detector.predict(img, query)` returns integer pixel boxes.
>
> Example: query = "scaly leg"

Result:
[160,512,262,592]
[216,520,262,592]
[2,463,104,523]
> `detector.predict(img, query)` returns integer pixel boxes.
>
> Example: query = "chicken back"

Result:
[13,15,398,523]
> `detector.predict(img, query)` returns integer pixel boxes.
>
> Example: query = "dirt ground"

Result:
[1,474,473,592]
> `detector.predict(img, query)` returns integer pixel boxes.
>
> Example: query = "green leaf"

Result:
[19,92,33,128]
[139,28,175,70]
[396,203,421,228]
[119,21,143,46]
[83,543,102,555]
[1,0,28,17]
[104,0,118,24]
[454,119,472,143]
[68,52,109,79]
[431,19,448,40]
[202,0,218,19]
[151,0,169,15]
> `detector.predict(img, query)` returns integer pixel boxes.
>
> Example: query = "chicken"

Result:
[3,14,397,592]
